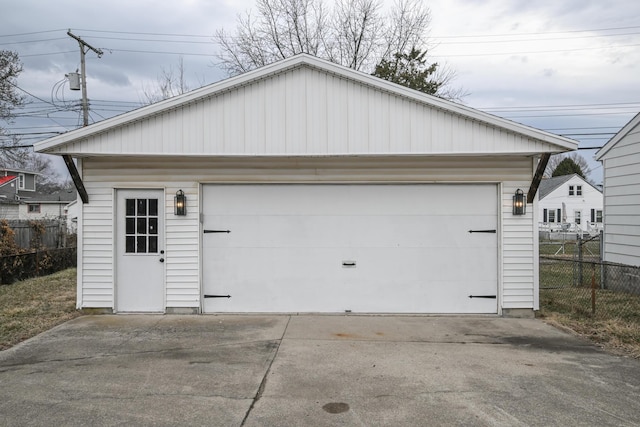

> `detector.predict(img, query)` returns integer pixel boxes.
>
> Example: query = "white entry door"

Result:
[202,184,498,314]
[116,189,165,312]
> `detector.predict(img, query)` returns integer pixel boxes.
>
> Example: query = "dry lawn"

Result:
[0,268,81,351]
[537,310,640,359]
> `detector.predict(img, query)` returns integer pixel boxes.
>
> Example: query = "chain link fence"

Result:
[0,247,77,285]
[539,235,640,322]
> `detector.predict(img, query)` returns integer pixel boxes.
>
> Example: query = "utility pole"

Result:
[64,30,102,204]
[67,30,103,127]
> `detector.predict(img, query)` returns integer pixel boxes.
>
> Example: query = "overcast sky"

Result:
[3,0,640,185]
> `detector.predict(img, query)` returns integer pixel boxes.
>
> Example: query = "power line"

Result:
[557,133,616,136]
[0,29,66,38]
[438,31,640,45]
[480,101,640,110]
[74,28,214,38]
[0,37,68,46]
[544,126,621,131]
[6,81,58,107]
[432,42,640,58]
[20,51,75,58]
[434,25,640,39]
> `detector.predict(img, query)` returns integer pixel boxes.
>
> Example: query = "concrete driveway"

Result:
[1,315,638,426]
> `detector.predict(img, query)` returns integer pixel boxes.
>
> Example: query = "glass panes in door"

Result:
[125,198,159,253]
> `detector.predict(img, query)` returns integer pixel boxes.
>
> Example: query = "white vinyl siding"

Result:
[79,173,200,309]
[46,67,563,158]
[600,125,640,266]
[77,156,535,311]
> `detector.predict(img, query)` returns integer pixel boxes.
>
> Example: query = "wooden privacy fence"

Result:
[5,219,70,249]
[0,247,77,285]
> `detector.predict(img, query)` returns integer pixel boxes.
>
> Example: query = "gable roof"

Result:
[1,168,40,176]
[538,173,601,200]
[539,175,574,199]
[0,175,18,187]
[18,189,78,203]
[35,54,578,157]
[595,112,640,160]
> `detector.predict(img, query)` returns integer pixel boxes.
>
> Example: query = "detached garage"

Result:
[35,54,577,316]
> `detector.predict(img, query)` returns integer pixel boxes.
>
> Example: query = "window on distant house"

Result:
[575,210,581,225]
[28,204,41,213]
[18,173,25,190]
[591,209,603,223]
[568,185,574,196]
[576,185,582,196]
[548,210,556,223]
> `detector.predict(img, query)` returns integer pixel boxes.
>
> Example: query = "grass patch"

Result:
[539,240,600,257]
[0,268,81,351]
[539,287,640,358]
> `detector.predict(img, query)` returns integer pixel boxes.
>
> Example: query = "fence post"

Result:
[577,234,583,287]
[591,266,596,315]
[599,230,606,289]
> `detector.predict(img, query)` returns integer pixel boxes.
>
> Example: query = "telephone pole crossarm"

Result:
[67,30,103,57]
[67,30,103,127]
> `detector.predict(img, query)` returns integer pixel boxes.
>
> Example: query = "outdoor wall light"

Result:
[174,189,186,216]
[512,188,526,215]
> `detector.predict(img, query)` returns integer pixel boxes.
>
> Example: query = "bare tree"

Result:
[0,137,62,189]
[215,0,433,74]
[1,50,25,134]
[141,57,194,105]
[327,0,383,71]
[215,0,328,75]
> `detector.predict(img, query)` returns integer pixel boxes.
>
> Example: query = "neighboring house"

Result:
[538,174,603,236]
[64,199,79,233]
[0,168,37,220]
[0,174,20,219]
[35,54,577,316]
[17,189,78,221]
[595,112,640,268]
[0,167,77,220]
[1,167,37,194]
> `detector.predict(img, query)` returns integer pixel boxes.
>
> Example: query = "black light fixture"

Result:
[512,189,526,215]
[174,189,186,216]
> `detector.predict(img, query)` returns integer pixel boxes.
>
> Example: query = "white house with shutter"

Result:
[596,112,640,268]
[538,174,603,235]
[35,54,577,316]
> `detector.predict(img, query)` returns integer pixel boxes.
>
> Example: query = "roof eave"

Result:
[595,112,640,160]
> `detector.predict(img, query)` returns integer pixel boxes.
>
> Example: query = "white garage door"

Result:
[202,184,498,313]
